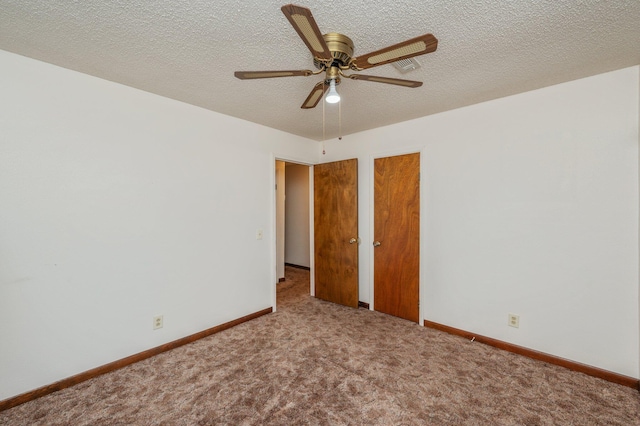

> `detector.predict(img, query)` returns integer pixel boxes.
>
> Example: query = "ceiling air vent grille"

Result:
[392,58,421,73]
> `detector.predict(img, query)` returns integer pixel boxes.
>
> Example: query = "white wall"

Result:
[284,163,310,268]
[0,50,319,400]
[322,66,640,378]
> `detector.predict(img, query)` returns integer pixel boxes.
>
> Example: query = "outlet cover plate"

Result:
[153,315,163,330]
[508,314,519,328]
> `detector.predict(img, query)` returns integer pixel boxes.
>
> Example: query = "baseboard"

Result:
[284,263,311,271]
[358,301,370,309]
[0,307,273,412]
[423,320,639,391]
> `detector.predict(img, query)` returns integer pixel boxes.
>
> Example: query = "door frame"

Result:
[369,146,426,324]
[271,154,315,312]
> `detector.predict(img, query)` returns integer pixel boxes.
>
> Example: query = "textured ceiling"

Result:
[1,1,639,141]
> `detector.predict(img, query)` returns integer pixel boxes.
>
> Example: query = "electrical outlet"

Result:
[256,229,263,240]
[508,313,519,328]
[153,315,163,330]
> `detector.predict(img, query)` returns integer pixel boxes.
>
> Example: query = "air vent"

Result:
[392,58,421,73]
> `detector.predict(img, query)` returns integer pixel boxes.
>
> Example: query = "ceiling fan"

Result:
[234,4,438,109]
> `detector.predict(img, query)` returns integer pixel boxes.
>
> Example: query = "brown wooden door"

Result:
[314,159,359,308]
[374,153,420,322]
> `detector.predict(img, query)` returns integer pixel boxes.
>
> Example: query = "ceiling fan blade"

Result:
[234,70,313,79]
[281,4,333,62]
[301,82,328,109]
[352,34,438,70]
[347,74,423,88]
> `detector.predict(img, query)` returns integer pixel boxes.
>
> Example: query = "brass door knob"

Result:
[373,241,381,247]
[349,238,357,244]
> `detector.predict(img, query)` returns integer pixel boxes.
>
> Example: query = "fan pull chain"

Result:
[322,92,326,154]
[338,99,342,141]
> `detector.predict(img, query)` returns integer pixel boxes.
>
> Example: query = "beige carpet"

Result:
[1,266,639,425]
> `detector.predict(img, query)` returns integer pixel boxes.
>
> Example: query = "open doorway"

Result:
[283,162,311,271]
[275,160,311,292]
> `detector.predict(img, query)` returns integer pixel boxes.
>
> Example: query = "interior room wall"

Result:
[0,50,319,400]
[284,163,310,268]
[321,66,640,378]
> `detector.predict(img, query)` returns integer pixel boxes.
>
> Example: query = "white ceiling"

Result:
[1,1,639,141]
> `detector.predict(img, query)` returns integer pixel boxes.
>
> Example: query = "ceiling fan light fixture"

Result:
[325,79,340,104]
[235,6,438,109]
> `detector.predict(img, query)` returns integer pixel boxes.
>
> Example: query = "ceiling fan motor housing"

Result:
[313,33,354,70]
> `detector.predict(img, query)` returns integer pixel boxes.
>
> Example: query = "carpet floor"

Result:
[1,266,639,425]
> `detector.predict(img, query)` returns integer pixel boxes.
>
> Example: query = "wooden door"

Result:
[374,153,420,322]
[314,159,359,308]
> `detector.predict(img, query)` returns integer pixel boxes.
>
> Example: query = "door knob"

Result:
[349,238,357,244]
[373,241,381,247]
